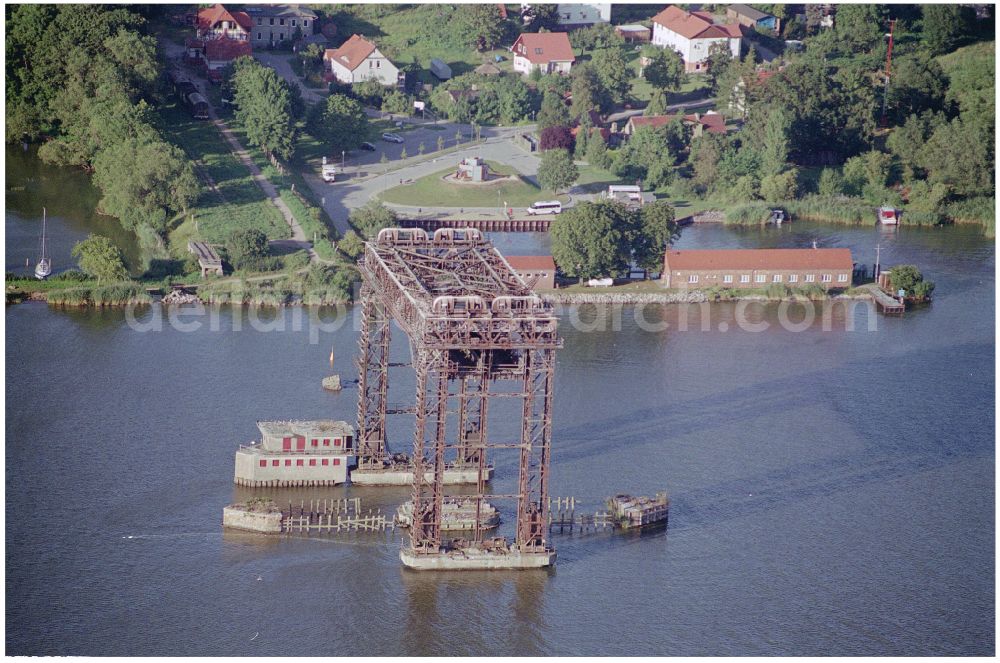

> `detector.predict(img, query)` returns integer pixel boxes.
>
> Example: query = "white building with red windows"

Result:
[233,420,355,487]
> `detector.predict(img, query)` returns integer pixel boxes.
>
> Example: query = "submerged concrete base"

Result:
[400,547,556,571]
[222,505,283,534]
[350,465,493,486]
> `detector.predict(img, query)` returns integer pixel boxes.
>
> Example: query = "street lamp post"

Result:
[342,150,345,168]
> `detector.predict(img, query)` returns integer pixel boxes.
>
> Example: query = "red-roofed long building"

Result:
[506,255,557,290]
[662,249,854,289]
[511,32,576,76]
[624,111,727,137]
[651,5,742,72]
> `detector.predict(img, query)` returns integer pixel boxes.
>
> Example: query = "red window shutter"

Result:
[296,459,304,466]
[259,459,267,467]
[282,437,292,451]
[272,459,279,467]
[312,439,318,446]
[309,459,316,466]
[334,438,341,446]
[323,439,330,446]
[285,459,291,466]
[296,436,305,451]
[333,458,341,466]
[322,459,329,466]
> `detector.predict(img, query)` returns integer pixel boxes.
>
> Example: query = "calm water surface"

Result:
[5,158,995,655]
[5,145,142,275]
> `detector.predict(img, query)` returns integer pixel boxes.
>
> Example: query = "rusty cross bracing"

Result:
[355,227,562,559]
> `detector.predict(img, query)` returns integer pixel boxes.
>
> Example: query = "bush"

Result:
[725,203,772,225]
[539,125,574,151]
[227,228,270,270]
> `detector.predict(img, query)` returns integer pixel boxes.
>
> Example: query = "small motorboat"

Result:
[877,206,899,226]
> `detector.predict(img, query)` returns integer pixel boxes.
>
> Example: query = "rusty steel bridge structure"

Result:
[355,228,562,566]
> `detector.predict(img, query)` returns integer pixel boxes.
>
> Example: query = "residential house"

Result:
[554,3,612,29]
[246,4,318,48]
[510,32,576,76]
[324,34,403,87]
[195,4,251,41]
[185,36,252,80]
[474,62,503,76]
[624,111,727,137]
[506,256,557,290]
[726,4,779,32]
[651,5,742,72]
[661,248,855,289]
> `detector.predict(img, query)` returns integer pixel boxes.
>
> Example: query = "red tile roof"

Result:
[652,5,743,40]
[324,34,378,72]
[506,255,556,271]
[197,4,251,32]
[511,32,576,65]
[628,112,727,134]
[664,249,854,272]
[204,37,252,62]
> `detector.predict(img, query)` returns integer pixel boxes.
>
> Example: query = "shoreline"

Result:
[539,289,873,305]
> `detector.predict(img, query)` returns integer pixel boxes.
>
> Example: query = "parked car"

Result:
[360,141,377,151]
[382,132,404,144]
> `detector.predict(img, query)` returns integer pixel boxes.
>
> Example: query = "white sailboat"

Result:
[34,207,51,280]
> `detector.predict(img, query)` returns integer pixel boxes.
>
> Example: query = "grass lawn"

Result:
[328,4,513,87]
[157,102,288,251]
[379,160,567,208]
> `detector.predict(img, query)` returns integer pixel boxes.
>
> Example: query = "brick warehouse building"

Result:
[662,248,855,289]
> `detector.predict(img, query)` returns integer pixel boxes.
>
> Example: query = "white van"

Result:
[526,200,562,215]
[321,164,337,183]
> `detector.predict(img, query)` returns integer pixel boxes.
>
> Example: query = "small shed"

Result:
[430,58,452,80]
[615,24,651,43]
[474,62,502,76]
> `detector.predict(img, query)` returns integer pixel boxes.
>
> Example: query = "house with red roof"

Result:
[662,248,855,289]
[510,32,575,76]
[195,3,251,41]
[624,111,727,137]
[505,256,557,290]
[651,5,743,72]
[186,36,253,81]
[324,34,402,86]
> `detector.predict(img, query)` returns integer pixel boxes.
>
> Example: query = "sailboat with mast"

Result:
[34,207,51,280]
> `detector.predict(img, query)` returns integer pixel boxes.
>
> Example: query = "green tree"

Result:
[591,47,632,104]
[570,22,623,52]
[886,52,947,124]
[613,124,684,189]
[704,41,734,93]
[570,64,605,118]
[72,234,128,282]
[634,200,679,273]
[456,4,507,51]
[381,90,411,115]
[922,4,966,55]
[537,148,579,193]
[349,201,397,238]
[760,169,799,201]
[227,228,270,270]
[643,47,686,93]
[337,229,365,260]
[586,134,612,170]
[644,90,670,116]
[232,61,297,158]
[889,264,933,297]
[690,133,727,192]
[918,117,994,197]
[307,94,369,153]
[817,168,844,196]
[537,90,571,131]
[834,4,887,51]
[91,137,199,232]
[755,107,792,178]
[550,200,633,281]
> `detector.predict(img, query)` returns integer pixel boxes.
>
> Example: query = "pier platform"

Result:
[400,545,555,571]
[350,464,493,486]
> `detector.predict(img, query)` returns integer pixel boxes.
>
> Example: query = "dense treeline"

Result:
[6,5,198,238]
